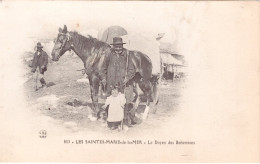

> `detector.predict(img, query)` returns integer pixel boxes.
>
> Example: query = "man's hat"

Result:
[36,42,43,48]
[110,37,126,45]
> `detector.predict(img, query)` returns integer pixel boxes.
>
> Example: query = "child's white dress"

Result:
[105,93,126,122]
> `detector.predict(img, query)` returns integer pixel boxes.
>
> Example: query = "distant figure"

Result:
[102,84,126,130]
[31,42,48,90]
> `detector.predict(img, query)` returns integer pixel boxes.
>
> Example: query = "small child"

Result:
[103,84,126,130]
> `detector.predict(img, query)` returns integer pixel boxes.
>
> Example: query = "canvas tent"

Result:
[98,26,128,45]
[159,42,187,79]
[159,42,185,66]
[161,52,183,65]
[121,33,161,75]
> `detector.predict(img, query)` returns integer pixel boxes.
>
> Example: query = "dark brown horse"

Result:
[51,25,160,119]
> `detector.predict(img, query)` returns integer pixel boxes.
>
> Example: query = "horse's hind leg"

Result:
[143,92,151,120]
[133,83,140,110]
[138,80,152,120]
[151,74,161,105]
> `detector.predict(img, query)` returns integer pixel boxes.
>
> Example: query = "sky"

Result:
[0,1,212,77]
[0,1,204,56]
[0,1,178,39]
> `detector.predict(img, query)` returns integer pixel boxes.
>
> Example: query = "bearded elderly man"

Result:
[100,37,137,126]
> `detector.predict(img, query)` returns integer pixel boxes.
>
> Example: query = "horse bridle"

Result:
[55,32,72,57]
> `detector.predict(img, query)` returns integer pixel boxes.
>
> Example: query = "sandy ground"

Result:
[23,52,185,136]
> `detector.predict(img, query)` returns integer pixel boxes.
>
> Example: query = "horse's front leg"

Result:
[89,75,100,118]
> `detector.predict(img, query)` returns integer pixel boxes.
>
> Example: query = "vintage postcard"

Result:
[0,1,259,163]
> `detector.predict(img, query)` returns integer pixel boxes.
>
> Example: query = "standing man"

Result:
[31,42,48,90]
[100,37,136,126]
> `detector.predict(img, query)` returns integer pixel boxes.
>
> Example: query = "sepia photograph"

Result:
[0,1,259,163]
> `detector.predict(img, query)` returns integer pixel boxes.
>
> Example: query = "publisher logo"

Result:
[39,130,47,138]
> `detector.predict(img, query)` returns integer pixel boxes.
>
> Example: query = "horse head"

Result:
[51,25,73,61]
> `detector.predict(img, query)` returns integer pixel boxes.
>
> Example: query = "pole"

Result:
[121,50,129,131]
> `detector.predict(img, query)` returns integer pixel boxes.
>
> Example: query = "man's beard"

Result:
[115,50,123,54]
[114,48,123,54]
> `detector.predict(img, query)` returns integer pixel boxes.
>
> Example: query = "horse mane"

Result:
[69,31,109,50]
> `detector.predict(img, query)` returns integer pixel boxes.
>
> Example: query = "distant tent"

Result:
[159,42,185,66]
[98,26,128,44]
[159,42,187,79]
[161,53,183,66]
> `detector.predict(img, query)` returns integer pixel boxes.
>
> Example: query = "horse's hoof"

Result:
[135,113,142,119]
[110,126,117,130]
[101,123,107,127]
[123,125,129,133]
[98,118,106,123]
[155,98,159,105]
[118,125,122,132]
[90,116,97,121]
[88,114,97,121]
[142,106,150,120]
[142,114,148,120]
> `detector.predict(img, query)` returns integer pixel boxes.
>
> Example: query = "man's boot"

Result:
[40,78,47,88]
